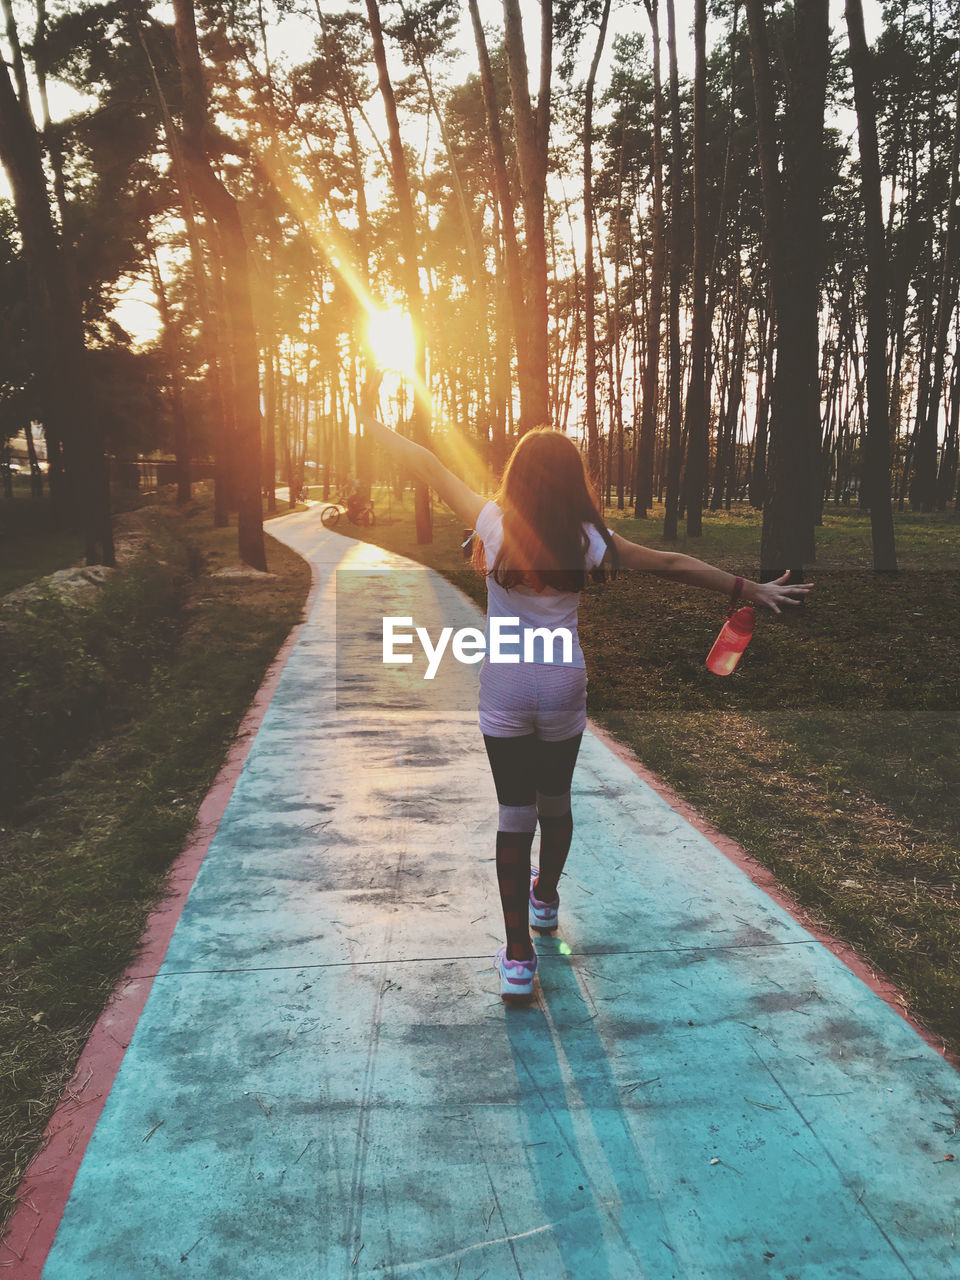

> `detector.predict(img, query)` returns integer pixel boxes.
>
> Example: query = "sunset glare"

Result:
[367,307,417,377]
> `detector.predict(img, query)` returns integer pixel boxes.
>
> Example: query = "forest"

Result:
[0,0,957,577]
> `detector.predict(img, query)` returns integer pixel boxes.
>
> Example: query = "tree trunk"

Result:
[502,0,552,431]
[745,0,828,579]
[612,130,626,509]
[0,47,114,564]
[24,421,43,499]
[908,0,950,511]
[172,0,265,569]
[662,0,683,541]
[174,0,264,565]
[263,332,278,514]
[635,0,665,518]
[938,353,960,508]
[750,288,773,508]
[583,0,613,483]
[364,0,432,541]
[845,0,898,569]
[915,34,960,511]
[468,0,532,437]
[138,24,233,526]
[149,247,192,505]
[683,0,709,536]
[33,0,77,308]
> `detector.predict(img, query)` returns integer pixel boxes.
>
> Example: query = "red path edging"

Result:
[587,717,959,1072]
[0,556,320,1278]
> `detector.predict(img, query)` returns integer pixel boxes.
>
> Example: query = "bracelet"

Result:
[728,575,744,615]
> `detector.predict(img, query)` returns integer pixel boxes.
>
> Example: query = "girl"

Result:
[360,419,813,1000]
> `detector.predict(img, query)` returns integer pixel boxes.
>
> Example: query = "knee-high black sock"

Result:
[534,809,573,904]
[496,830,536,961]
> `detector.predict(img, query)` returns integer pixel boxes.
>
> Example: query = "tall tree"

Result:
[634,3,665,519]
[682,0,708,536]
[745,0,830,578]
[148,245,191,505]
[914,23,960,512]
[137,18,233,525]
[583,0,613,482]
[364,0,432,542]
[467,0,532,449]
[845,0,897,570]
[502,0,552,431]
[661,0,684,540]
[0,11,114,564]
[172,0,266,569]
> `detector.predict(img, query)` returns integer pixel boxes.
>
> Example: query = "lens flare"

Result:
[367,307,417,376]
[254,146,433,414]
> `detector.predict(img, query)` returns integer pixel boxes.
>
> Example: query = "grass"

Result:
[351,489,960,1055]
[0,477,195,597]
[0,494,311,1234]
[0,479,85,596]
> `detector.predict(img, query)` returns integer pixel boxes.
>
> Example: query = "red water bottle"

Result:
[706,605,755,676]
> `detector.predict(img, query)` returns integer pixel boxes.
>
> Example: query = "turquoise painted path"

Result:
[42,511,959,1279]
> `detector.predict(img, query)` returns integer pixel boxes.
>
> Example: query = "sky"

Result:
[6,0,885,345]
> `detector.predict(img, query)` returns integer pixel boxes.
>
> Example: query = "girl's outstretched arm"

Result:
[360,415,486,528]
[609,532,814,615]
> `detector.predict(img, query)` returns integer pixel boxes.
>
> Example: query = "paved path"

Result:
[24,510,960,1277]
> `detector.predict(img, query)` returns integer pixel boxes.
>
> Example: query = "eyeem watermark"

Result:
[382,616,573,679]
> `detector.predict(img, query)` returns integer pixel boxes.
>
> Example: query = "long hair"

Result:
[471,428,618,592]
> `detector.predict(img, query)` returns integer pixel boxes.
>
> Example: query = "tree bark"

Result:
[750,287,773,508]
[172,0,266,568]
[467,0,532,437]
[845,0,898,569]
[502,0,552,431]
[635,0,665,518]
[745,0,829,578]
[583,0,613,483]
[24,421,43,499]
[138,23,232,525]
[915,33,960,511]
[148,247,191,505]
[0,45,114,564]
[364,0,432,541]
[262,323,278,515]
[683,0,709,536]
[938,352,960,508]
[662,0,683,541]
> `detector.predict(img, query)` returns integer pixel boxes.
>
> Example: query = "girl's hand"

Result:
[747,572,815,615]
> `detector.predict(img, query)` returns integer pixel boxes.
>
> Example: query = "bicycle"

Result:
[319,494,376,528]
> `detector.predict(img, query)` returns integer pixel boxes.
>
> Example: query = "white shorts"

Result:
[478,659,588,741]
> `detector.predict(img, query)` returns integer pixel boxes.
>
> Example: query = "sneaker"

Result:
[529,867,559,931]
[495,945,537,998]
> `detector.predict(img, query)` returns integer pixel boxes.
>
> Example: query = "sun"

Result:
[367,306,417,376]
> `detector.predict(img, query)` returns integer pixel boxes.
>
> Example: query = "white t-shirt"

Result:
[474,500,612,667]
